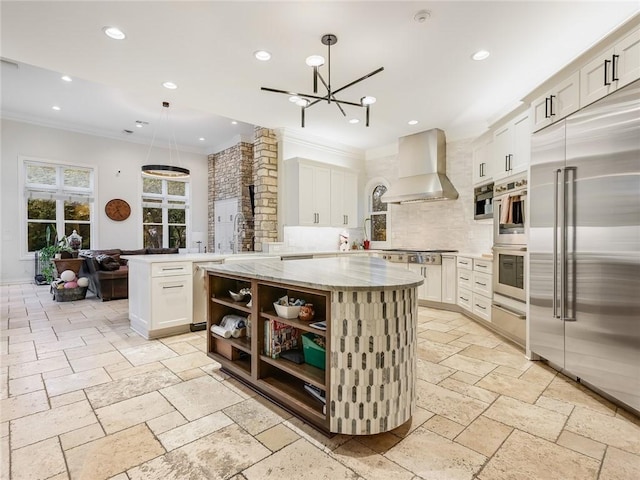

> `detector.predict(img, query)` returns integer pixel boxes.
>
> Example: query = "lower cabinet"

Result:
[129,261,193,339]
[456,256,493,322]
[408,264,442,302]
[207,272,330,432]
[441,255,457,304]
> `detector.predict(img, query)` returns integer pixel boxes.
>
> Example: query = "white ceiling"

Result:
[1,1,639,154]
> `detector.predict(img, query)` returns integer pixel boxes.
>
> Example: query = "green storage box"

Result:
[302,332,326,370]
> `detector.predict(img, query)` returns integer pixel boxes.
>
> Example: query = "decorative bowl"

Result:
[229,290,247,302]
[274,302,301,319]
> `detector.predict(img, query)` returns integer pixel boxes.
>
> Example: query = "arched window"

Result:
[366,180,390,248]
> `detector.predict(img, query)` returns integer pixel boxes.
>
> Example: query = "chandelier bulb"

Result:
[361,96,376,106]
[305,55,325,67]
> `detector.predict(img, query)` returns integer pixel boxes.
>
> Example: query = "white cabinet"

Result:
[286,158,358,228]
[408,264,442,303]
[330,169,358,228]
[581,26,640,108]
[493,112,531,181]
[456,256,493,322]
[129,260,193,339]
[531,71,580,132]
[472,139,493,186]
[214,198,237,253]
[441,255,457,304]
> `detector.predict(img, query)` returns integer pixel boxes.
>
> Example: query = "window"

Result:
[23,159,94,253]
[366,180,390,247]
[142,175,189,248]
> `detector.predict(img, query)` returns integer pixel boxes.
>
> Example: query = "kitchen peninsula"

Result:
[203,256,423,435]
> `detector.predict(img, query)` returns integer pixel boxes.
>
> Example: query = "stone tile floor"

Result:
[1,283,639,480]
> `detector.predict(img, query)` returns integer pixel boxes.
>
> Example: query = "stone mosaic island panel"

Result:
[330,287,417,434]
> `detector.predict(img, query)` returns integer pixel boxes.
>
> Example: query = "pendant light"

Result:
[141,101,190,178]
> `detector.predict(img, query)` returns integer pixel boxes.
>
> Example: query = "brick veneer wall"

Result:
[207,142,254,252]
[253,127,278,252]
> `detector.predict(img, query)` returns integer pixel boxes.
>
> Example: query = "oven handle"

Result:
[492,303,526,320]
[492,246,527,252]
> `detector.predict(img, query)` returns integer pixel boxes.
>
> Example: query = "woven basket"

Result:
[52,286,88,302]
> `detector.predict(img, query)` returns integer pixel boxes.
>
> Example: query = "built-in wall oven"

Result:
[493,175,527,246]
[493,246,526,303]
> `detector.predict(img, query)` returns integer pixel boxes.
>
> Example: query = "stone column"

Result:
[253,127,278,252]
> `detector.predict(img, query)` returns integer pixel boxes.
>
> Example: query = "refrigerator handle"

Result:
[553,168,561,319]
[564,166,577,322]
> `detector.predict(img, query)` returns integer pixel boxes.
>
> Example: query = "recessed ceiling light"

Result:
[414,10,431,23]
[199,137,205,141]
[52,105,61,111]
[254,50,271,61]
[162,81,178,90]
[135,123,143,128]
[231,121,238,125]
[349,118,360,124]
[103,26,126,40]
[61,75,72,82]
[408,120,418,125]
[472,50,490,61]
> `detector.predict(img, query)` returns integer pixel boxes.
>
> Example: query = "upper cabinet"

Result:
[472,139,493,186]
[531,71,580,133]
[330,169,358,228]
[580,26,640,108]
[286,158,358,228]
[493,112,530,181]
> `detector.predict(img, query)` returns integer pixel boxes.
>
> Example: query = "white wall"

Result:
[365,138,493,254]
[1,119,209,284]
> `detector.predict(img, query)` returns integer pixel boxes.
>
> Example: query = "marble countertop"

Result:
[456,252,494,261]
[123,250,381,264]
[202,256,423,291]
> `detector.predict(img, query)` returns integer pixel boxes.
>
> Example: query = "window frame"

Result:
[364,177,391,249]
[19,156,96,259]
[141,173,191,249]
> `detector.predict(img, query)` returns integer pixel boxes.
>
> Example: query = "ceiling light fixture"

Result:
[349,118,360,124]
[408,120,418,125]
[231,121,238,125]
[103,26,126,40]
[52,105,61,111]
[261,33,384,127]
[162,81,178,90]
[199,137,205,141]
[414,10,431,23]
[142,101,190,179]
[61,75,72,82]
[472,50,490,61]
[254,50,271,61]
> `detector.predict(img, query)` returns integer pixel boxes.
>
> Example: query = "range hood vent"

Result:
[381,129,458,204]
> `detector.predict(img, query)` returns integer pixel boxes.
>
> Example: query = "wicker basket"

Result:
[52,258,84,276]
[52,286,88,302]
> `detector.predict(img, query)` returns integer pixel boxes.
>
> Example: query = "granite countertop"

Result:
[203,256,423,291]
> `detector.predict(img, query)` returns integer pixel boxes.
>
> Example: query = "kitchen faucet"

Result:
[232,212,246,254]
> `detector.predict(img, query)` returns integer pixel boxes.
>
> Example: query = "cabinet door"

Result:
[424,265,442,302]
[580,47,615,108]
[314,166,331,226]
[553,71,580,121]
[493,124,512,179]
[615,27,640,90]
[511,113,530,175]
[298,163,317,226]
[343,171,358,228]
[441,256,456,304]
[472,140,493,185]
[457,287,472,312]
[472,293,492,322]
[407,264,426,300]
[330,170,345,227]
[472,271,492,297]
[151,276,193,329]
[531,91,553,133]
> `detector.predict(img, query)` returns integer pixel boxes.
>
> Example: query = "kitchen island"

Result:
[203,256,423,435]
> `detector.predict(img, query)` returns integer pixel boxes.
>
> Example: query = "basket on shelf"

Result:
[52,286,88,302]
[302,332,326,370]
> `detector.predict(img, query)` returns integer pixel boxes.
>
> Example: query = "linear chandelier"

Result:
[261,34,384,127]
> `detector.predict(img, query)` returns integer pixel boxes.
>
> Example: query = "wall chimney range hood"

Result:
[381,129,458,204]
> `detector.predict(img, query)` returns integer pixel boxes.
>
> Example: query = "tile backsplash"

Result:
[283,226,365,252]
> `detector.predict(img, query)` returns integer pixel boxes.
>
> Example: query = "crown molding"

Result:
[276,127,364,161]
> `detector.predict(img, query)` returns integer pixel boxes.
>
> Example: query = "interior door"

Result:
[529,121,566,368]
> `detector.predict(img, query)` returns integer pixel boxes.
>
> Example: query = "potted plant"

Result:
[38,237,73,283]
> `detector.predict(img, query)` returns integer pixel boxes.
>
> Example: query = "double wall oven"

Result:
[492,174,528,347]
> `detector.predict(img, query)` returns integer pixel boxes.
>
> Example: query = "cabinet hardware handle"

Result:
[162,267,184,271]
[460,261,469,265]
[460,296,469,302]
[229,215,233,221]
[217,216,221,222]
[505,155,509,171]
[544,97,550,119]
[475,303,486,310]
[460,276,469,281]
[476,264,487,269]
[475,282,486,286]
[163,285,184,289]
[549,95,556,117]
[612,54,619,81]
[604,59,611,86]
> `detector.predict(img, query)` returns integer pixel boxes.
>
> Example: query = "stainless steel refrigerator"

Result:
[529,79,640,413]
